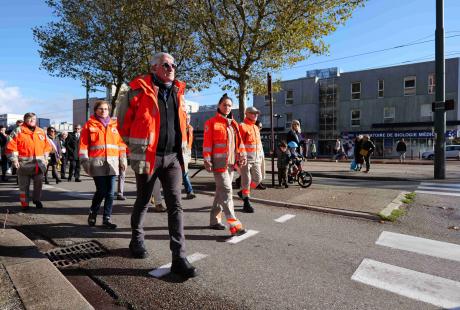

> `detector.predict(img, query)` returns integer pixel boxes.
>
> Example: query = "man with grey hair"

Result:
[117,52,196,278]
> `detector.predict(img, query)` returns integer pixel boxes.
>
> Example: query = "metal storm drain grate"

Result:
[44,241,107,268]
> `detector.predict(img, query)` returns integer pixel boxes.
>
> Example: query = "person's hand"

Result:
[204,160,212,172]
[12,161,19,169]
[120,163,126,172]
[239,157,247,167]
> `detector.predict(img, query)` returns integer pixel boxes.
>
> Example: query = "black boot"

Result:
[33,200,43,209]
[129,240,149,259]
[242,198,254,213]
[87,212,97,226]
[170,256,197,278]
[102,218,117,229]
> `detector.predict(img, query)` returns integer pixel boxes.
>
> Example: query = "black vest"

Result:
[156,86,181,156]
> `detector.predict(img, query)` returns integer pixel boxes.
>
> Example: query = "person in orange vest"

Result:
[6,112,52,209]
[79,100,127,229]
[237,107,264,213]
[203,94,247,235]
[182,113,196,199]
[116,52,196,278]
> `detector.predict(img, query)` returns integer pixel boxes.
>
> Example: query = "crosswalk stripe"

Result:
[376,231,460,262]
[274,214,296,223]
[148,252,208,278]
[420,182,460,188]
[352,258,460,309]
[415,190,460,197]
[418,186,460,192]
[226,230,259,244]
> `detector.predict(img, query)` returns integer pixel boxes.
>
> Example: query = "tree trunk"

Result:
[110,81,123,117]
[237,79,247,121]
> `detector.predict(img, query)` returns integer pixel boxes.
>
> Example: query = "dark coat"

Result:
[362,140,375,156]
[286,130,301,146]
[277,148,291,169]
[66,132,80,160]
[396,141,407,152]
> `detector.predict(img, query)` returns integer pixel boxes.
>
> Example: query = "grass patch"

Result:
[401,192,416,204]
[380,208,407,222]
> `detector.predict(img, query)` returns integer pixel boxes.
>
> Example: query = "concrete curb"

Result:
[0,228,94,310]
[378,191,410,219]
[194,190,381,221]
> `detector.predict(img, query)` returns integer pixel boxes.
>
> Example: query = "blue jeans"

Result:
[90,175,116,220]
[182,171,193,194]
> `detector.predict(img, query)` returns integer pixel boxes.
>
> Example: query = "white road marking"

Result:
[420,182,460,188]
[415,190,460,197]
[418,186,460,192]
[226,229,259,244]
[376,231,460,263]
[274,214,296,223]
[351,258,460,309]
[43,184,93,198]
[149,252,208,278]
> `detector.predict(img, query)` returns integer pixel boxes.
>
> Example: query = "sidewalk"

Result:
[0,228,93,310]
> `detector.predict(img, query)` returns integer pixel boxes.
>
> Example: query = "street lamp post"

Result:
[85,76,90,122]
[273,113,282,134]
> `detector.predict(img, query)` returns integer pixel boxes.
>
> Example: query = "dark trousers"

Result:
[278,167,288,186]
[68,159,80,180]
[45,163,60,183]
[60,155,67,179]
[131,153,185,258]
[90,175,116,220]
[365,156,371,171]
[1,155,8,179]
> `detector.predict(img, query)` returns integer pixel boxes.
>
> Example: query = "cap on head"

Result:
[245,106,260,114]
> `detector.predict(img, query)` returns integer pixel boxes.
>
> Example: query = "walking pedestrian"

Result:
[6,113,52,209]
[277,141,290,188]
[58,132,68,180]
[182,114,196,199]
[203,94,247,235]
[310,140,317,159]
[66,125,82,182]
[117,52,196,278]
[237,107,264,213]
[44,127,61,184]
[80,100,127,229]
[149,178,166,211]
[360,135,375,173]
[0,126,8,181]
[333,138,342,162]
[396,138,407,163]
[353,135,364,171]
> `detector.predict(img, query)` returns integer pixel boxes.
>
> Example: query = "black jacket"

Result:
[396,141,407,152]
[362,140,375,156]
[66,132,80,160]
[277,149,291,169]
[286,130,300,146]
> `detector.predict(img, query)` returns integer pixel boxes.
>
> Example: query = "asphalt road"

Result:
[1,177,459,310]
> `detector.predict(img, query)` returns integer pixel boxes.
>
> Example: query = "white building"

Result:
[52,121,73,132]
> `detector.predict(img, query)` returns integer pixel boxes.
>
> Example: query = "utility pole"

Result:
[85,76,90,122]
[434,0,446,179]
[268,73,275,187]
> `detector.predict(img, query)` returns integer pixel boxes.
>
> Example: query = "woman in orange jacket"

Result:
[79,100,127,229]
[202,94,247,236]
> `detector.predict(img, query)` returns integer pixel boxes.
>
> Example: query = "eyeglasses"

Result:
[97,108,109,111]
[162,62,177,70]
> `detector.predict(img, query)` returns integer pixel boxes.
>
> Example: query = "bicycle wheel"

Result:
[297,171,312,188]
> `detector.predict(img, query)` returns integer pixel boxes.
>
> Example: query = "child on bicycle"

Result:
[277,141,290,188]
[287,141,303,182]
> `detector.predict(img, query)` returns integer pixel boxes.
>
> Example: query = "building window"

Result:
[404,76,416,96]
[378,80,384,98]
[285,90,294,105]
[351,82,361,100]
[383,107,395,123]
[351,110,360,127]
[428,73,435,94]
[421,104,433,120]
[285,112,293,129]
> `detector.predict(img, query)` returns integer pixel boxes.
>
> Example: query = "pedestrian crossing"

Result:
[415,182,460,197]
[352,231,460,309]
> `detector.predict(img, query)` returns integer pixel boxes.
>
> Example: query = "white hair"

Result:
[150,52,175,66]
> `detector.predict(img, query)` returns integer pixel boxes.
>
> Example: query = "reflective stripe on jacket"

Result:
[202,113,246,173]
[79,115,127,177]
[116,74,188,175]
[5,125,52,173]
[239,118,263,163]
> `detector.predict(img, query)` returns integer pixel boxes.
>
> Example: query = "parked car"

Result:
[422,145,460,160]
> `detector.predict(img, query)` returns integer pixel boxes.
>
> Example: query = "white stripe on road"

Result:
[420,182,460,188]
[148,252,208,278]
[274,214,296,223]
[43,184,93,198]
[351,258,460,309]
[226,229,259,244]
[415,190,460,197]
[418,186,460,192]
[376,231,460,263]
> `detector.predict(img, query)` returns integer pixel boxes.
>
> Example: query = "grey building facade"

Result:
[253,58,460,158]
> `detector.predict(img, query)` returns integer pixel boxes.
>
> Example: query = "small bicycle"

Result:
[288,157,313,188]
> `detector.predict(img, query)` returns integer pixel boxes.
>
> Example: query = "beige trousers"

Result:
[210,166,238,225]
[240,161,263,198]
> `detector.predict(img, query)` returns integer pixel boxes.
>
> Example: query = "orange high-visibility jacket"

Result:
[6,125,52,173]
[202,113,246,173]
[186,124,194,150]
[79,115,127,177]
[117,74,188,175]
[239,118,263,163]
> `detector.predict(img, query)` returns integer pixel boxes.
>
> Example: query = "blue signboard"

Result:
[342,130,457,139]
